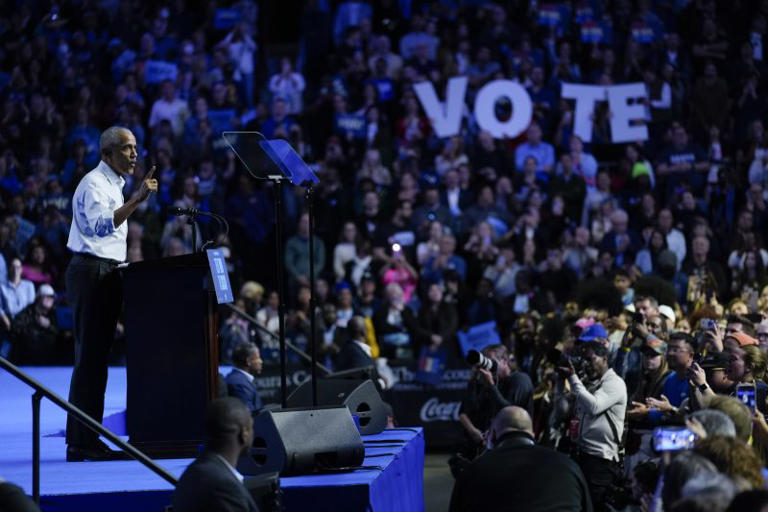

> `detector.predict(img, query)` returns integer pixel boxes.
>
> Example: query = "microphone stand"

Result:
[305,185,318,407]
[272,178,288,408]
[175,209,230,254]
[186,216,199,253]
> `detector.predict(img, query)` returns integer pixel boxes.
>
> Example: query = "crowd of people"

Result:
[3,0,768,509]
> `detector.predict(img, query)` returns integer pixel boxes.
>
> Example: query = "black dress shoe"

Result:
[66,443,131,462]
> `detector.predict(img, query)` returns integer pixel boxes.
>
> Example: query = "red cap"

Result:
[728,332,759,347]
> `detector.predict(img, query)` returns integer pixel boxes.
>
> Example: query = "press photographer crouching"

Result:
[452,344,533,472]
[557,341,627,512]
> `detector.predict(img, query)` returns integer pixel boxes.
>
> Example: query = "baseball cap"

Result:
[641,337,667,355]
[699,351,728,370]
[727,332,758,347]
[37,284,55,297]
[659,305,676,324]
[575,317,596,330]
[632,162,651,179]
[578,324,608,342]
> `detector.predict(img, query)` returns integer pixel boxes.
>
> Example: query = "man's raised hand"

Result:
[138,165,158,202]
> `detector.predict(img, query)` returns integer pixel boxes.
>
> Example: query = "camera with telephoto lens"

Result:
[546,348,590,381]
[466,349,497,372]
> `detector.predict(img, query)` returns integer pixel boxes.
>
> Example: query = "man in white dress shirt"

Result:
[64,126,157,461]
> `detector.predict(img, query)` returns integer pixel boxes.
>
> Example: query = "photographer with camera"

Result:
[455,344,533,465]
[558,341,627,512]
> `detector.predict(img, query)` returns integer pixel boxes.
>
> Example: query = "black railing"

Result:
[0,356,179,504]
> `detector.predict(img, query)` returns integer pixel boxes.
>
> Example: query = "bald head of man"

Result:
[491,406,534,441]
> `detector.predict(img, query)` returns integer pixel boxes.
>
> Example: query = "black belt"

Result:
[72,252,124,266]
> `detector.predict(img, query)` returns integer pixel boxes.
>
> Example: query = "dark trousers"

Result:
[577,452,619,512]
[65,254,122,447]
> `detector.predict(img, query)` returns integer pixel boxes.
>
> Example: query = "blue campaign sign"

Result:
[457,321,501,357]
[213,8,239,30]
[206,248,234,304]
[335,113,367,138]
[144,60,178,85]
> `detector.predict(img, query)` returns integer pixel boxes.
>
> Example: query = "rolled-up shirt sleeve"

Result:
[569,373,624,416]
[76,182,116,237]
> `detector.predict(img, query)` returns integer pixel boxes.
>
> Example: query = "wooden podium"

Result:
[122,253,219,458]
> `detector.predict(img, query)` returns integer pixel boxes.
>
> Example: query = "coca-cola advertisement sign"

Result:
[419,397,461,422]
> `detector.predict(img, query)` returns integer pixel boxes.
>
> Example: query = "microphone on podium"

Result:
[168,206,200,216]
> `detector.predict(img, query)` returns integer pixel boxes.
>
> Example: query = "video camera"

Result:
[466,349,497,373]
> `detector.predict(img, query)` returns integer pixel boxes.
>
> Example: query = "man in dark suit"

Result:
[335,316,375,373]
[226,342,263,414]
[172,397,259,512]
[450,406,592,512]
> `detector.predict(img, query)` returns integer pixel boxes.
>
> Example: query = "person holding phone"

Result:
[65,126,157,461]
[725,341,767,416]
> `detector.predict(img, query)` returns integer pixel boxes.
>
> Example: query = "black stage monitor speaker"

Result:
[237,406,364,476]
[286,379,387,435]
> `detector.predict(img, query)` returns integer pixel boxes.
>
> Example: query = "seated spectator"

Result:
[356,148,392,188]
[148,81,189,137]
[514,122,555,175]
[225,342,263,414]
[171,397,258,512]
[551,153,587,223]
[599,209,642,267]
[416,220,444,267]
[372,282,417,360]
[635,228,670,275]
[285,213,325,290]
[11,284,61,365]
[333,222,359,283]
[421,234,467,284]
[268,57,305,115]
[415,282,458,358]
[568,135,598,190]
[260,97,296,139]
[21,242,55,286]
[1,258,35,332]
[656,125,709,198]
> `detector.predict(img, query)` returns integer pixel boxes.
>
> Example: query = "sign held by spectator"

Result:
[144,60,178,85]
[415,78,648,144]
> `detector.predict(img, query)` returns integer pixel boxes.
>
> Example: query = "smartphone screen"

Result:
[652,427,696,452]
[737,384,757,413]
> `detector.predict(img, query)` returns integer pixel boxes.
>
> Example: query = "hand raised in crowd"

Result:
[753,410,768,440]
[136,165,158,202]
[686,362,707,387]
[627,401,650,419]
[632,319,650,340]
[646,394,674,413]
[685,417,707,440]
[699,322,723,352]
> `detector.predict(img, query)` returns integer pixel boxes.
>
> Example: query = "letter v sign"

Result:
[413,77,468,138]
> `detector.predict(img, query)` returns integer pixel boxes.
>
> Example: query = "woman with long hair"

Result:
[635,228,669,275]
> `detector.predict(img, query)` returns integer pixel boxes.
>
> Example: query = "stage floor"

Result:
[0,367,424,512]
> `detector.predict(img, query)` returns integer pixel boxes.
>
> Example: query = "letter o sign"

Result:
[473,80,533,139]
